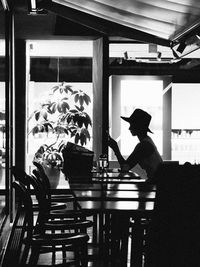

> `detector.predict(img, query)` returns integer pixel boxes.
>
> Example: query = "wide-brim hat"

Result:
[121,108,153,133]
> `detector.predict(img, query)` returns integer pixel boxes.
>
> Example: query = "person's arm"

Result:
[108,136,138,171]
[108,136,154,171]
[107,136,126,166]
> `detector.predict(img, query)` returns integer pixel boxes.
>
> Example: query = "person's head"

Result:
[121,108,153,136]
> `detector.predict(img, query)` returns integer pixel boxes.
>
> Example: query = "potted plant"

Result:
[28,82,92,187]
[33,143,64,188]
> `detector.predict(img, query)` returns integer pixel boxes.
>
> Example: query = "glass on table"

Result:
[98,154,109,172]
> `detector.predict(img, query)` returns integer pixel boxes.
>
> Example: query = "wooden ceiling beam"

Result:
[38,0,171,47]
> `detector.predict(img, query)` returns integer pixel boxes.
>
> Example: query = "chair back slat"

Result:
[11,166,31,187]
[33,161,51,196]
[12,181,34,239]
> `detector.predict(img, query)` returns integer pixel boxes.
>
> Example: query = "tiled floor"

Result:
[35,245,131,267]
[33,234,133,267]
[35,248,106,267]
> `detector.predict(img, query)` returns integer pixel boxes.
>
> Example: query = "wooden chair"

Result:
[29,172,92,228]
[11,165,93,264]
[11,167,93,232]
[11,165,97,260]
[32,161,79,208]
[31,165,100,264]
[11,165,67,212]
[145,163,200,267]
[12,179,91,266]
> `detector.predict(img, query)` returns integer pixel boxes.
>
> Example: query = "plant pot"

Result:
[42,164,61,189]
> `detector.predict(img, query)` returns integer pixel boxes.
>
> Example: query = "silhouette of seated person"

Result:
[107,109,163,264]
[108,108,163,183]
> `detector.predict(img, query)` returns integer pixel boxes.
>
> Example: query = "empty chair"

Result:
[28,173,92,230]
[11,167,93,265]
[32,161,78,207]
[12,179,91,266]
[11,165,67,212]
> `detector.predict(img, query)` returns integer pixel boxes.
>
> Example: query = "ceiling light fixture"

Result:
[172,30,200,58]
[0,0,9,10]
[172,48,179,58]
[31,0,36,10]
[28,0,47,15]
[124,51,128,60]
[157,52,162,61]
[177,41,186,53]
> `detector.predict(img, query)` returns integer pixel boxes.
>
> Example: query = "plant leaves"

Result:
[29,82,92,147]
[74,94,79,103]
[83,94,91,105]
[71,90,78,95]
[75,133,79,144]
[79,95,83,106]
[80,133,86,146]
[63,84,73,94]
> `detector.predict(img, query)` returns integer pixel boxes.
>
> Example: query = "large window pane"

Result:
[26,41,93,176]
[27,81,93,172]
[172,83,200,164]
[109,76,163,163]
[120,80,163,156]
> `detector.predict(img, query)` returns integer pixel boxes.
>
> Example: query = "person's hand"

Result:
[108,135,118,150]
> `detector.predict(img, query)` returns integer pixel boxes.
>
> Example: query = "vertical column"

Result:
[15,39,26,169]
[163,77,172,160]
[5,8,15,219]
[92,37,109,160]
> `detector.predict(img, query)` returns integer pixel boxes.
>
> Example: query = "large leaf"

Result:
[54,125,69,135]
[33,104,50,121]
[75,132,80,144]
[81,128,91,140]
[48,102,57,114]
[79,95,84,106]
[73,90,91,106]
[80,134,86,146]
[49,98,70,114]
[29,122,53,135]
[52,82,73,94]
[83,94,91,105]
[75,112,92,128]
[83,113,92,127]
[74,94,79,103]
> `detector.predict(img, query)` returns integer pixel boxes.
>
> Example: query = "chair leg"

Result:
[80,243,88,267]
[20,244,31,265]
[28,245,40,266]
[130,219,144,267]
[52,249,56,265]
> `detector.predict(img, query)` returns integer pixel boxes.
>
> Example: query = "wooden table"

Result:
[67,170,156,266]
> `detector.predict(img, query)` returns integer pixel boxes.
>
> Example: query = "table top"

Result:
[76,200,154,215]
[66,169,149,184]
[63,170,157,215]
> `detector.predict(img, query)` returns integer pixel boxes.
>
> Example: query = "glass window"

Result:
[109,75,163,162]
[172,83,200,164]
[26,41,93,175]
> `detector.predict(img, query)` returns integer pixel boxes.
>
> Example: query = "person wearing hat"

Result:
[108,108,163,182]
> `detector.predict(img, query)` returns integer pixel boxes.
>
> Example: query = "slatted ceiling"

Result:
[98,0,182,22]
[53,0,176,38]
[51,0,200,42]
[172,0,200,8]
[40,1,169,46]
